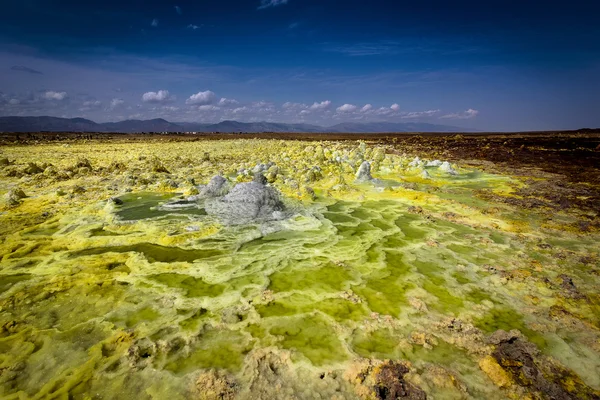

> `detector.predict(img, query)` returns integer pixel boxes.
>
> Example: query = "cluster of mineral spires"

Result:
[0,139,599,399]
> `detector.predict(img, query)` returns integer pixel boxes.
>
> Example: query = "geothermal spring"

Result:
[0,139,598,399]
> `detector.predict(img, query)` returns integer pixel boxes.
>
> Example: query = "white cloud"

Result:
[186,90,216,105]
[78,100,102,112]
[309,100,331,110]
[374,106,393,116]
[218,97,239,106]
[175,6,182,15]
[198,105,220,111]
[337,104,357,113]
[289,22,299,29]
[440,108,479,119]
[142,90,171,103]
[252,100,273,108]
[44,91,68,101]
[233,106,249,114]
[465,108,479,118]
[110,98,124,108]
[187,24,200,30]
[361,104,373,112]
[151,19,158,27]
[246,101,276,116]
[282,102,308,111]
[258,0,289,10]
[9,99,20,105]
[390,103,400,111]
[401,109,440,119]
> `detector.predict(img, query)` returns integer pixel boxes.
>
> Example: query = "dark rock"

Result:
[374,361,427,400]
[407,206,424,214]
[486,329,522,345]
[558,274,586,299]
[491,330,598,399]
[127,338,156,369]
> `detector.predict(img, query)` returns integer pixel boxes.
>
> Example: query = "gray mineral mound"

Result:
[355,161,381,184]
[440,161,458,175]
[355,161,374,182]
[205,180,286,225]
[188,175,230,201]
[425,160,443,167]
[200,175,230,197]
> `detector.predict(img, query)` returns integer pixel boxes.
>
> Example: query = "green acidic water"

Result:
[115,192,207,221]
[149,273,226,297]
[72,242,223,263]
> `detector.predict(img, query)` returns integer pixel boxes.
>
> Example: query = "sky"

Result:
[0,0,599,131]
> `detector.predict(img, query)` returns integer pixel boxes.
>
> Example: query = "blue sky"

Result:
[0,0,599,130]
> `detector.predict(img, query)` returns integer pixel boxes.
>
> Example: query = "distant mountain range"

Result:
[0,116,473,133]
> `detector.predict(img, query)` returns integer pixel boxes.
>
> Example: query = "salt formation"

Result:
[159,175,230,210]
[252,163,268,174]
[108,196,123,205]
[440,161,458,175]
[426,160,443,167]
[355,161,375,183]
[408,156,422,168]
[193,175,230,199]
[421,158,457,176]
[205,174,286,225]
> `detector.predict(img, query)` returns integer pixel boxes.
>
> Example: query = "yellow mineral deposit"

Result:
[0,139,598,399]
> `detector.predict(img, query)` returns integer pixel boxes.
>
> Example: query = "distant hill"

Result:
[101,118,182,133]
[327,122,468,133]
[186,120,326,133]
[0,116,472,133]
[0,116,101,132]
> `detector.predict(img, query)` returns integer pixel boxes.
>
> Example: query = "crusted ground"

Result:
[0,134,599,399]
